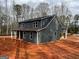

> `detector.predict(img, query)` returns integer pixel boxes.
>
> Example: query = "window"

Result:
[30,32,33,39]
[42,21,45,26]
[34,22,38,28]
[55,32,56,35]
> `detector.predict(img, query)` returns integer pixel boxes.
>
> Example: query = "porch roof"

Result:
[19,15,53,23]
[12,28,39,32]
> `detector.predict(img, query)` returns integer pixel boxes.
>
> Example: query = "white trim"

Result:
[65,30,67,39]
[37,32,39,44]
[34,21,38,28]
[14,31,17,39]
[11,31,13,38]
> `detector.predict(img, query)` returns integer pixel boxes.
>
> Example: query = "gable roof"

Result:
[13,15,56,32]
[19,15,54,23]
[13,15,66,32]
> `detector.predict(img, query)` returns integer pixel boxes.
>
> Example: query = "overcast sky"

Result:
[1,0,79,15]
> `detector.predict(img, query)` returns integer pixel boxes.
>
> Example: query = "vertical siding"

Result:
[19,19,51,29]
[18,16,62,43]
[41,18,51,28]
[39,17,61,43]
[23,31,37,43]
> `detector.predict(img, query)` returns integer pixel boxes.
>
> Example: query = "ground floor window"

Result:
[29,32,33,40]
[55,32,56,35]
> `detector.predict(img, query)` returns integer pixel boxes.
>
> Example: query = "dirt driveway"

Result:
[0,35,79,59]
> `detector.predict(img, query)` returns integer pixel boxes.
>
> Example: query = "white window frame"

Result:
[34,21,38,28]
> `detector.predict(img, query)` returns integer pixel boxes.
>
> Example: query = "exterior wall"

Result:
[19,18,51,29]
[39,17,61,43]
[23,31,37,43]
[41,18,51,28]
[17,16,62,43]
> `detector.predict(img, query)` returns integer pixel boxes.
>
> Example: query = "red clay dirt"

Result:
[0,35,79,59]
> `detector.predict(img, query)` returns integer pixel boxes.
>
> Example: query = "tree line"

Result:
[0,0,79,35]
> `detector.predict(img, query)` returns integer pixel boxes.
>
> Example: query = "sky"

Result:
[0,0,79,15]
[15,0,79,15]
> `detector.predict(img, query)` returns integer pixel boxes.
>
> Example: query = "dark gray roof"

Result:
[19,15,54,23]
[13,28,39,32]
[13,15,66,32]
[13,15,56,32]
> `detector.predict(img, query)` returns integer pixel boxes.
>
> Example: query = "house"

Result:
[13,15,63,44]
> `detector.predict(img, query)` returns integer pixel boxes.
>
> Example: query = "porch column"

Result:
[19,31,20,40]
[14,31,17,39]
[65,30,67,39]
[37,32,39,44]
[11,31,13,38]
[23,32,24,40]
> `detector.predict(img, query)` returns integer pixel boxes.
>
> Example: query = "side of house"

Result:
[18,16,52,29]
[13,15,63,43]
[38,16,62,43]
[17,16,53,43]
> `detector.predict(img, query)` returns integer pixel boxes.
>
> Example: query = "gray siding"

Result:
[39,17,61,43]
[17,16,62,43]
[23,31,37,43]
[19,19,51,29]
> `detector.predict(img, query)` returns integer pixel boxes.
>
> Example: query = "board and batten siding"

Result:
[17,15,62,43]
[19,18,51,29]
[23,31,37,43]
[38,17,61,43]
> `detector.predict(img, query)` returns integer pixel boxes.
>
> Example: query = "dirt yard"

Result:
[0,35,79,59]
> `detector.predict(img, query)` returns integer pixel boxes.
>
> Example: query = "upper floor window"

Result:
[42,21,45,26]
[34,21,38,28]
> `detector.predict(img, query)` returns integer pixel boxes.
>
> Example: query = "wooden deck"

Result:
[0,35,79,59]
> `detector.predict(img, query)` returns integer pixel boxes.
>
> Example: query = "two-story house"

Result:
[13,15,63,44]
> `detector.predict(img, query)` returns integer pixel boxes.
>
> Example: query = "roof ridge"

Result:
[19,15,53,23]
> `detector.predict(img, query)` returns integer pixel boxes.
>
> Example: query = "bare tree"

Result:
[5,0,9,35]
[0,0,2,35]
[74,14,79,33]
[14,4,22,22]
[52,2,73,36]
[36,2,49,17]
[54,2,72,38]
[22,4,31,20]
